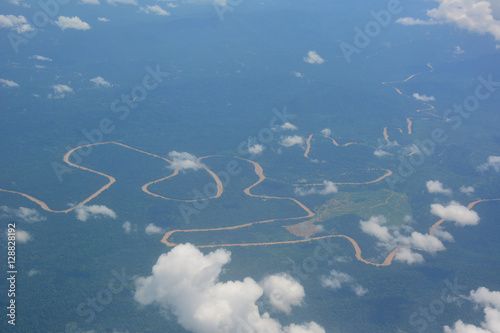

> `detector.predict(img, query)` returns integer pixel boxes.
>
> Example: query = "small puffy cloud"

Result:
[303,51,324,64]
[396,17,437,25]
[0,79,19,88]
[145,223,163,235]
[134,244,325,333]
[90,76,111,87]
[318,181,338,195]
[471,287,500,309]
[294,187,317,196]
[30,55,52,61]
[426,180,453,195]
[432,227,455,242]
[107,0,138,5]
[413,93,436,102]
[360,215,392,242]
[280,135,304,147]
[0,206,46,222]
[428,0,500,41]
[98,17,110,22]
[55,16,91,31]
[444,287,500,333]
[141,4,170,15]
[28,269,39,277]
[294,181,338,196]
[454,46,465,55]
[360,215,449,264]
[320,270,352,290]
[123,221,132,233]
[430,201,480,226]
[321,128,331,136]
[279,122,298,131]
[477,156,500,172]
[168,151,204,171]
[16,230,32,243]
[74,204,117,222]
[460,186,475,195]
[185,0,227,5]
[374,149,391,157]
[248,143,264,155]
[81,0,100,4]
[0,14,33,33]
[293,71,303,78]
[394,247,424,264]
[49,84,73,99]
[410,231,445,252]
[352,285,369,297]
[261,273,305,314]
[320,270,368,296]
[399,0,500,41]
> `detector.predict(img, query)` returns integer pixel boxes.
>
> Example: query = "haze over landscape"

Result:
[1,0,500,332]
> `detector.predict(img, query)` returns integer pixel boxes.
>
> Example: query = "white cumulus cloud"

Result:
[30,55,52,61]
[413,93,436,102]
[278,122,298,131]
[359,215,449,264]
[426,180,453,195]
[145,223,163,235]
[398,0,500,41]
[141,4,170,15]
[81,0,100,4]
[122,221,132,233]
[294,181,338,196]
[248,143,264,155]
[320,128,331,136]
[74,204,117,222]
[460,186,475,195]
[15,230,32,243]
[430,201,480,226]
[360,215,393,243]
[477,156,500,172]
[168,151,204,171]
[320,270,368,296]
[134,244,325,333]
[280,135,304,148]
[0,206,46,222]
[90,76,111,87]
[394,247,425,265]
[396,17,438,25]
[55,16,91,31]
[374,149,391,157]
[107,0,138,5]
[444,287,500,333]
[0,79,19,88]
[98,17,110,22]
[49,84,73,99]
[0,14,33,33]
[303,51,324,64]
[261,273,305,314]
